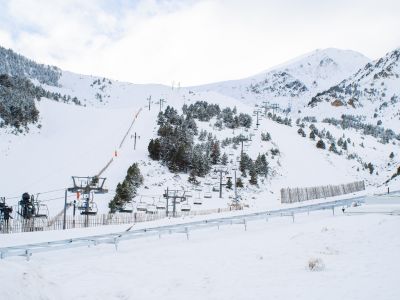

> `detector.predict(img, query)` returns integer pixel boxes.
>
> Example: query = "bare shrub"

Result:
[308,258,325,271]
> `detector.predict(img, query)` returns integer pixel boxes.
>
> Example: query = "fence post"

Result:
[63,189,67,230]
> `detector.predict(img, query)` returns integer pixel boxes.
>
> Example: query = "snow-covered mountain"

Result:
[0,45,399,218]
[308,48,400,130]
[194,48,370,109]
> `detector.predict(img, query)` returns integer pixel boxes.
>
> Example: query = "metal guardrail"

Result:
[0,196,365,260]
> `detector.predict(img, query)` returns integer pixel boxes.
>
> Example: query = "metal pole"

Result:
[73,199,76,228]
[219,171,223,198]
[173,192,176,218]
[234,170,237,203]
[165,187,169,217]
[134,132,137,150]
[63,189,67,230]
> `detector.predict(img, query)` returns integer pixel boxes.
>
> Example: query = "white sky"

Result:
[0,0,399,86]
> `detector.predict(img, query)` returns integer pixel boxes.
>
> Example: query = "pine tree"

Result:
[236,177,244,188]
[210,140,221,164]
[249,164,258,185]
[226,177,233,189]
[240,153,251,177]
[389,152,394,159]
[309,131,316,140]
[329,142,338,153]
[221,152,228,165]
[255,154,269,177]
[148,138,161,160]
[316,139,326,149]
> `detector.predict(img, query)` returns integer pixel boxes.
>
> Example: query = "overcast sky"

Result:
[0,0,399,86]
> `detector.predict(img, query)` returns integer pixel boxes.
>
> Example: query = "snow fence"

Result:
[280,181,365,204]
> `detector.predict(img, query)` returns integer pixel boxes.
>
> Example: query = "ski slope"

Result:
[1,209,399,300]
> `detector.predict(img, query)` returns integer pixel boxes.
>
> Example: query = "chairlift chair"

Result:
[156,199,166,210]
[194,194,203,205]
[80,201,98,215]
[119,200,134,213]
[181,202,191,212]
[34,201,49,218]
[136,197,148,212]
[185,191,193,198]
[147,204,157,214]
[146,197,158,214]
[204,192,212,198]
[212,185,220,192]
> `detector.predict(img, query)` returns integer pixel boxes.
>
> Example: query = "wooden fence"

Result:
[280,181,365,204]
[0,205,242,234]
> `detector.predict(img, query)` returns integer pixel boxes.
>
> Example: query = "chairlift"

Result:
[194,194,203,205]
[34,200,49,218]
[185,191,193,198]
[156,198,166,210]
[147,204,157,214]
[18,193,49,219]
[136,197,148,212]
[194,186,203,191]
[212,185,220,192]
[80,201,98,215]
[211,175,218,180]
[181,201,191,212]
[146,197,158,214]
[119,200,134,213]
[204,192,212,198]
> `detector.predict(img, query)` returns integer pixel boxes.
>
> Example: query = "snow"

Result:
[1,210,399,300]
[1,46,400,300]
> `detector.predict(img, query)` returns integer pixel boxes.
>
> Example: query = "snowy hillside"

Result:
[194,48,370,110]
[308,48,400,131]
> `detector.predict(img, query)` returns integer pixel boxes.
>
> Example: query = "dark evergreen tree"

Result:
[329,142,338,153]
[226,177,233,189]
[249,164,258,185]
[316,139,326,149]
[236,177,244,188]
[109,162,143,213]
[221,152,228,165]
[210,140,221,164]
[148,138,161,160]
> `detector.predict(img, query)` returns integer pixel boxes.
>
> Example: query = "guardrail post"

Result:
[332,206,335,216]
[185,227,189,240]
[243,218,247,231]
[25,250,31,261]
[113,237,119,251]
[292,212,295,223]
